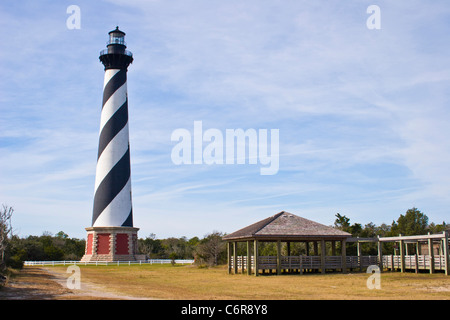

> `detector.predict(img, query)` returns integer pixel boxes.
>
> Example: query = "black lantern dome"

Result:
[99,26,133,70]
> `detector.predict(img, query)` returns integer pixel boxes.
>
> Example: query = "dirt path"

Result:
[0,267,152,300]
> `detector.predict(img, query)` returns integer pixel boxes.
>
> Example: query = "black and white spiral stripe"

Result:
[92,68,133,227]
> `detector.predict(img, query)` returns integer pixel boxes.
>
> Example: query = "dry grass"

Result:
[41,264,450,300]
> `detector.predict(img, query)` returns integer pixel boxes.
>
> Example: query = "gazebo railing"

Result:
[299,256,322,269]
[259,256,277,269]
[230,255,379,271]
[231,254,447,273]
[325,256,342,269]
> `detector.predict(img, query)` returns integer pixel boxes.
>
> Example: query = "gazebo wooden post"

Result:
[246,240,252,275]
[305,241,310,272]
[357,237,362,271]
[233,241,238,274]
[241,248,245,272]
[286,241,292,273]
[299,254,303,274]
[276,240,281,275]
[254,240,259,277]
[313,241,319,272]
[320,239,326,274]
[341,238,347,274]
[227,242,232,274]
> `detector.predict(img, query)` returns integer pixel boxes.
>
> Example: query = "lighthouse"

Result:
[81,27,139,262]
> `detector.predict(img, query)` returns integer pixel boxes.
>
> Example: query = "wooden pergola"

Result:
[348,232,449,275]
[223,211,352,276]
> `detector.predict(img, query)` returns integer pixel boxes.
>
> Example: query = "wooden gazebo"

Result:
[223,211,353,276]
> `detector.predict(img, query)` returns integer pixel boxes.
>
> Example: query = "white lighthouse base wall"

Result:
[80,226,139,262]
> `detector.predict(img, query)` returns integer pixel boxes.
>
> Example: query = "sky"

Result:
[1,0,450,240]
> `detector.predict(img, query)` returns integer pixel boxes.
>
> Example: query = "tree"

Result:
[428,221,447,234]
[195,231,226,266]
[390,207,429,236]
[334,213,351,232]
[138,233,163,258]
[0,205,14,271]
[56,231,69,239]
[162,237,189,259]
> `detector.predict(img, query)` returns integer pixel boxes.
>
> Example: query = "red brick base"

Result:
[81,226,139,262]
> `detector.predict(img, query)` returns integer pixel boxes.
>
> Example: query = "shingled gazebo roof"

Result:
[223,211,351,241]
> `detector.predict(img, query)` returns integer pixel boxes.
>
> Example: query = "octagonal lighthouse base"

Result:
[80,226,140,262]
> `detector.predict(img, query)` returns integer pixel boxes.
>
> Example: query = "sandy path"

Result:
[0,267,152,300]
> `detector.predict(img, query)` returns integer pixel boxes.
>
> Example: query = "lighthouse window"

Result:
[109,34,125,45]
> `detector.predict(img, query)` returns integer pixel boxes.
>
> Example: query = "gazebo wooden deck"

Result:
[223,211,449,276]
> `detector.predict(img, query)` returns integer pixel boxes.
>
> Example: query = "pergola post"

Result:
[428,233,434,274]
[399,235,405,273]
[414,253,419,274]
[246,240,252,275]
[415,241,420,274]
[254,240,259,277]
[377,236,383,270]
[443,231,449,276]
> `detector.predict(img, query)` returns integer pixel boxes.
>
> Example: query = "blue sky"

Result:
[1,0,450,239]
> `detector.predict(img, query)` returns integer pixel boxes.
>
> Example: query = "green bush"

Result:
[6,255,23,269]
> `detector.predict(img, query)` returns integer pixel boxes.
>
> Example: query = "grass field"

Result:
[39,264,450,300]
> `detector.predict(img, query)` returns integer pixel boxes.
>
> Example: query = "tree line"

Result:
[0,204,448,273]
[1,222,226,270]
[333,207,447,256]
